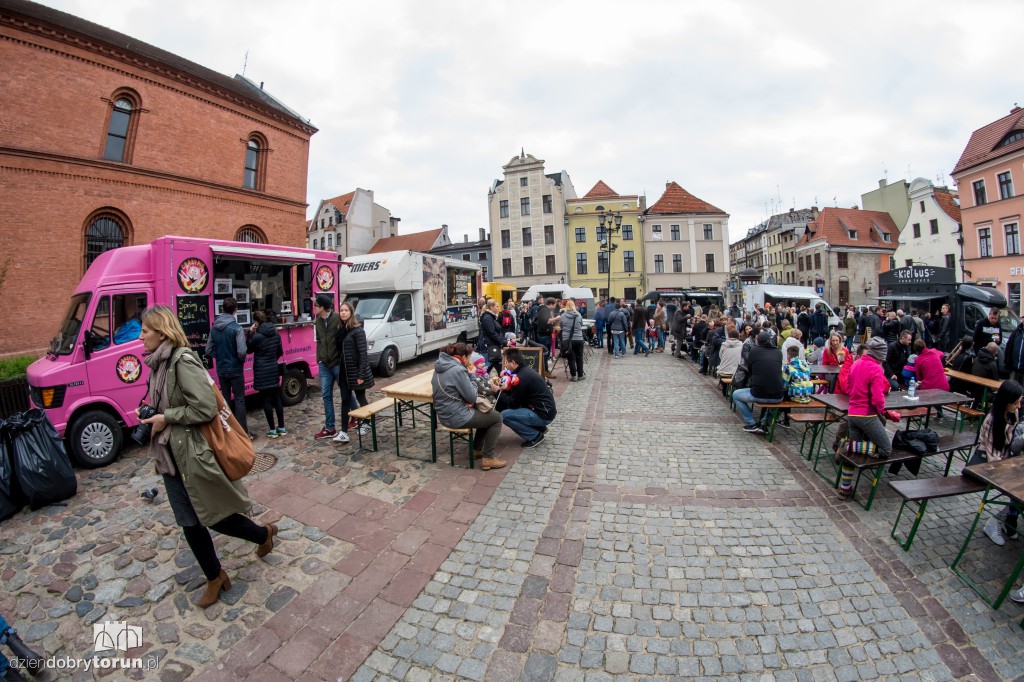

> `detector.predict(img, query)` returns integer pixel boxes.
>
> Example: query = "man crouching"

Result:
[491,349,557,448]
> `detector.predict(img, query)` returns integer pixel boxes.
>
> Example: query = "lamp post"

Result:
[598,210,622,300]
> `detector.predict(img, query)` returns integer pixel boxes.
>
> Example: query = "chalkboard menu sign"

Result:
[506,346,545,377]
[177,295,210,361]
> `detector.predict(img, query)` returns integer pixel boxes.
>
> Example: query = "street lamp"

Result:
[598,210,622,300]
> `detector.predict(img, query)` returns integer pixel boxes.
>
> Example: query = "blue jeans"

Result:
[657,328,666,349]
[0,614,10,674]
[732,388,782,427]
[501,407,551,441]
[612,331,626,356]
[595,321,605,346]
[319,362,342,429]
[633,329,650,354]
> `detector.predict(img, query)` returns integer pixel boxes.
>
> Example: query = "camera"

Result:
[132,404,157,445]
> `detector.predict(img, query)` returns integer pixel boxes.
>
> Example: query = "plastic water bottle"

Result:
[908,378,917,399]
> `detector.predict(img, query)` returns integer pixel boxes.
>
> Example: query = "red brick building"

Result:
[0,0,317,356]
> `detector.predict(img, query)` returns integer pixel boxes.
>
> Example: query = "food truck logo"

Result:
[315,265,334,291]
[177,258,208,293]
[115,355,142,384]
[349,261,382,273]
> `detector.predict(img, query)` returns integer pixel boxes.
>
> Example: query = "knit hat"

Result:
[315,294,333,310]
[906,354,918,366]
[813,337,826,347]
[865,336,887,361]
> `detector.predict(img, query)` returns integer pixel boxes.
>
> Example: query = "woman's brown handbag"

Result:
[199,386,255,481]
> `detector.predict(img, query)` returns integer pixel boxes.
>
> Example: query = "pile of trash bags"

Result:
[0,409,77,521]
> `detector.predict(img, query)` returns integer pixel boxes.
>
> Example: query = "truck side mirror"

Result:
[83,329,94,360]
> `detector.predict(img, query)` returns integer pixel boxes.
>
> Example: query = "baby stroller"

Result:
[584,325,600,348]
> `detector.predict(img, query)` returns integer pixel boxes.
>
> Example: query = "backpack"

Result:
[500,310,515,331]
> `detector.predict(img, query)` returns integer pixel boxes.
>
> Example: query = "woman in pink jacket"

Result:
[911,339,950,391]
[838,336,902,499]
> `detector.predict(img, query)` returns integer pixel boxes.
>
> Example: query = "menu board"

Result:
[507,346,545,377]
[177,295,210,361]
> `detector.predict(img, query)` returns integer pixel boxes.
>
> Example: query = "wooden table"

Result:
[809,364,840,376]
[946,368,1003,408]
[954,457,1024,617]
[381,370,437,463]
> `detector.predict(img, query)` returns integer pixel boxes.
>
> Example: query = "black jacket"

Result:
[336,324,375,391]
[882,318,901,343]
[691,321,708,347]
[247,322,283,391]
[480,311,504,351]
[1007,323,1024,372]
[974,317,1004,349]
[747,344,785,400]
[707,326,726,366]
[535,305,553,336]
[884,340,910,380]
[971,347,1000,382]
[632,306,649,329]
[496,365,556,420]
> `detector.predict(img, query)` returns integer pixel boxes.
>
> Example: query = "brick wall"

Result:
[0,20,314,357]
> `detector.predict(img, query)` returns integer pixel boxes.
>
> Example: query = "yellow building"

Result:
[565,181,645,301]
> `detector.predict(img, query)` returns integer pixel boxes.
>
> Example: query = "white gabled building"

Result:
[307,188,399,257]
[892,178,963,281]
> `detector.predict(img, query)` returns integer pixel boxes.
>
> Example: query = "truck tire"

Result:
[67,410,122,468]
[281,367,307,407]
[378,347,398,377]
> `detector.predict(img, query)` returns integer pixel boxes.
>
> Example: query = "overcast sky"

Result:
[39,0,1023,244]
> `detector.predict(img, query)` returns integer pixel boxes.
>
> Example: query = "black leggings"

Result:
[567,340,584,377]
[340,388,368,430]
[184,515,268,580]
[260,387,284,430]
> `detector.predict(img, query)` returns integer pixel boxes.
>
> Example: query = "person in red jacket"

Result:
[833,344,861,396]
[911,339,949,391]
[838,336,902,499]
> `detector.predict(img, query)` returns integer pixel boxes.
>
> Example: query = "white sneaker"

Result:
[1010,586,1024,604]
[983,517,1006,547]
[358,423,371,435]
[333,431,350,443]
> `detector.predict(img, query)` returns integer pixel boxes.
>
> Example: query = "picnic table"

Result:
[809,364,840,376]
[380,369,437,462]
[953,457,1024,621]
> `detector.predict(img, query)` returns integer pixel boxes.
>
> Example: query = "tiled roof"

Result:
[933,190,961,224]
[952,107,1024,175]
[1,0,315,132]
[325,192,355,214]
[583,181,618,198]
[799,207,898,250]
[368,228,445,254]
[646,181,725,215]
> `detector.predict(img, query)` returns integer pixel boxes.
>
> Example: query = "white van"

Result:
[742,284,840,328]
[520,284,596,318]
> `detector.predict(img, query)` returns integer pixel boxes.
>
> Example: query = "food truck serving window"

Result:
[214,258,299,324]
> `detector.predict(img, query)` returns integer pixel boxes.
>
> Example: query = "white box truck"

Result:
[339,251,482,375]
[741,284,841,328]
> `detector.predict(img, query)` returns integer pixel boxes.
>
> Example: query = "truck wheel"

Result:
[281,367,307,407]
[67,410,122,468]
[378,348,398,377]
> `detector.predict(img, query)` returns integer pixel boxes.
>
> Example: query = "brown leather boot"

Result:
[256,523,278,558]
[197,569,231,608]
[481,457,506,471]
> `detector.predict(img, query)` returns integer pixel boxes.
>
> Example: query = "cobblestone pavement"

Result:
[2,348,1023,680]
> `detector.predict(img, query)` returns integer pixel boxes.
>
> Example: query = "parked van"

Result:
[26,236,332,468]
[339,251,482,376]
[520,284,596,318]
[482,281,518,307]
[741,284,840,328]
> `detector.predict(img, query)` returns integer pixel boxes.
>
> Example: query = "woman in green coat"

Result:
[138,306,276,608]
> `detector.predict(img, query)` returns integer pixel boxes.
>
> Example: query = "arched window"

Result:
[243,133,268,190]
[84,212,129,269]
[235,226,266,243]
[103,90,141,163]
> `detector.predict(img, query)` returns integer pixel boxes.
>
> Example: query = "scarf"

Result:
[144,341,176,476]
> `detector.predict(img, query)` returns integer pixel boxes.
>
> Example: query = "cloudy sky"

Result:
[38,0,1023,243]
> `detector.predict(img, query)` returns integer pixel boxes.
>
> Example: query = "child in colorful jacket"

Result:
[782,345,814,403]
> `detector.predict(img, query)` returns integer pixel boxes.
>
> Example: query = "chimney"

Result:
[479,228,485,241]
[463,235,468,243]
[666,181,671,189]
[879,179,887,189]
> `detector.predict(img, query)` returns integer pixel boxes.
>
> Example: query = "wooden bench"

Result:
[835,432,979,510]
[788,411,839,460]
[949,403,985,433]
[888,476,986,550]
[893,406,929,430]
[437,424,476,469]
[752,400,823,442]
[718,375,733,400]
[349,398,395,451]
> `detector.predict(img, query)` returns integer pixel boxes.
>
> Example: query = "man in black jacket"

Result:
[492,349,557,447]
[731,332,785,433]
[1007,320,1024,384]
[632,303,651,355]
[534,297,556,349]
[883,330,913,390]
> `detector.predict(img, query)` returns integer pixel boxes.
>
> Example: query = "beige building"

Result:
[642,182,729,293]
[861,178,911,233]
[487,152,576,286]
[307,188,398,257]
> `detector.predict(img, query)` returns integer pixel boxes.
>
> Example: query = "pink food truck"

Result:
[26,236,339,468]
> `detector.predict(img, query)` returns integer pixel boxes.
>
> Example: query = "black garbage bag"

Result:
[8,409,77,510]
[0,419,25,521]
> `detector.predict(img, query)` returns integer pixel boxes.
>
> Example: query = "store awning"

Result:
[211,244,315,260]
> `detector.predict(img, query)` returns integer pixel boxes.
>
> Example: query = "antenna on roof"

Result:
[242,50,248,76]
[936,169,945,186]
[833,196,837,207]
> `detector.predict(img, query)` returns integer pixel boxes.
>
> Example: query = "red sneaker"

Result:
[314,427,337,440]
[347,418,358,430]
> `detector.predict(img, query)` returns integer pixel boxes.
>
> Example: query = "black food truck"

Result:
[877,266,1020,350]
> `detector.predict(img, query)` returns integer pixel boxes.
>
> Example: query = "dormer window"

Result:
[999,130,1024,147]
[848,230,857,239]
[882,232,890,242]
